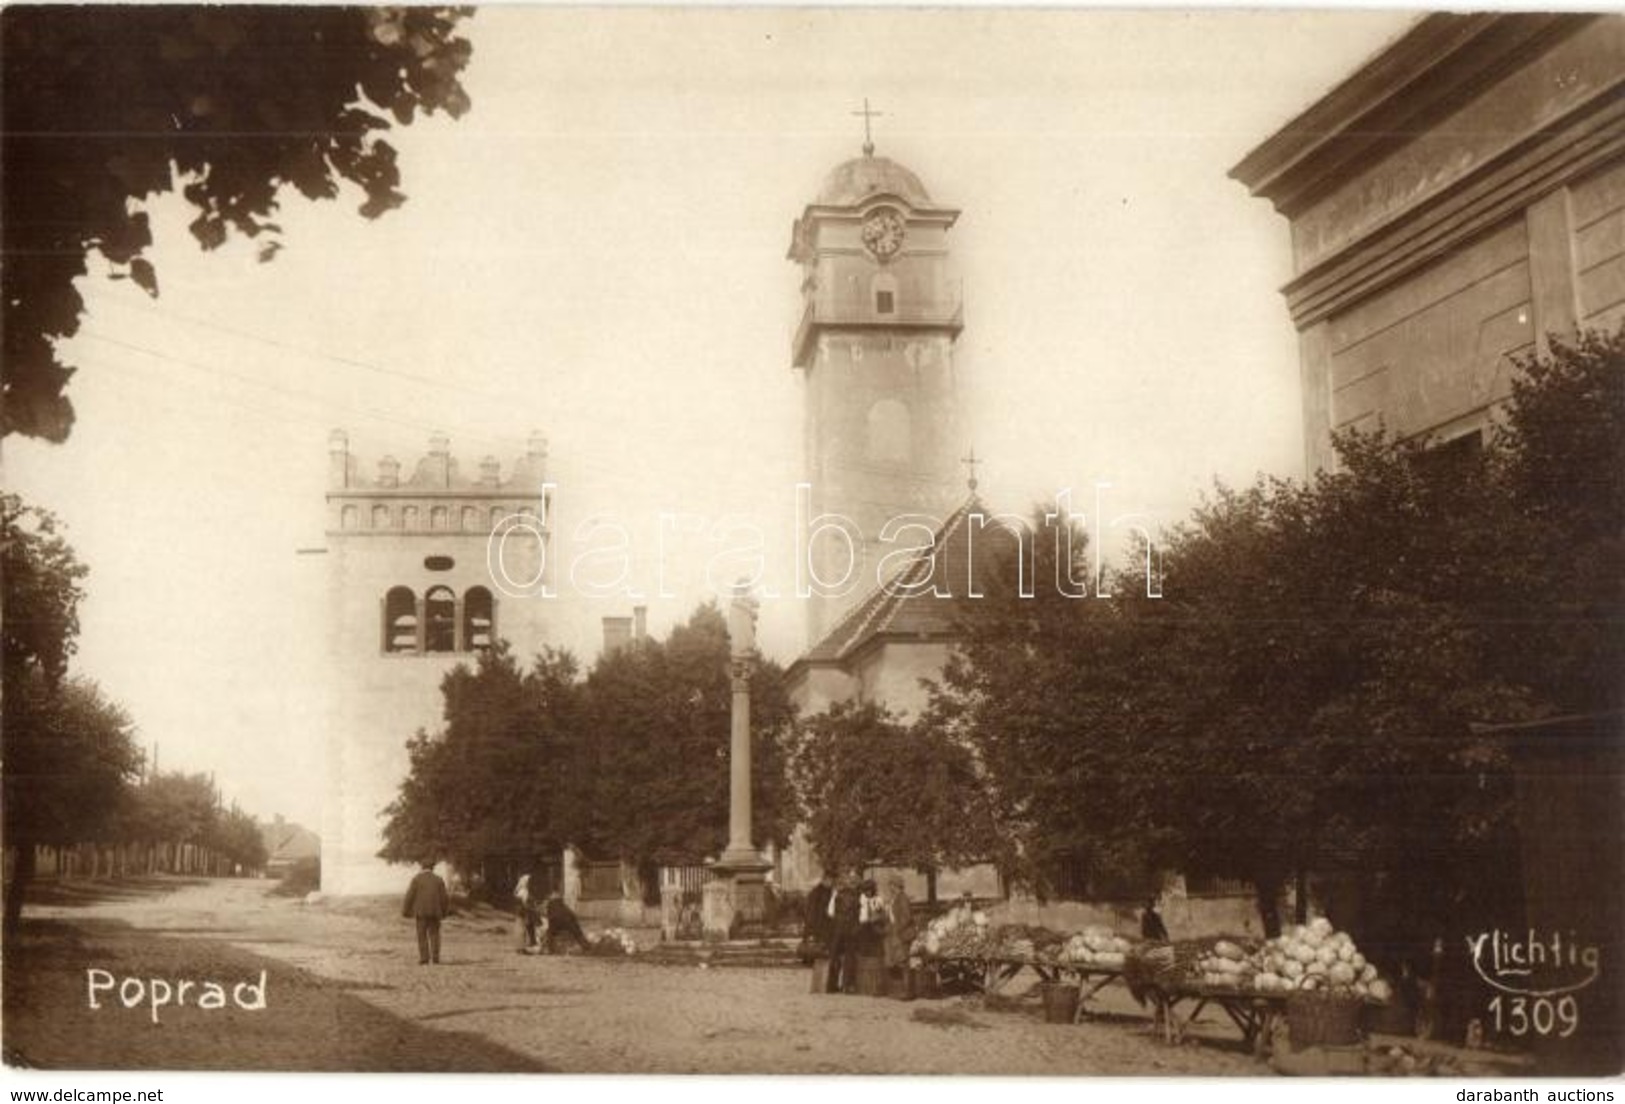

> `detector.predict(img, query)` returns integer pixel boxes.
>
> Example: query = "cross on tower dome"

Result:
[851,97,883,157]
[961,446,982,493]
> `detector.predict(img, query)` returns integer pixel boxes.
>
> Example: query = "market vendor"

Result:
[1141,897,1169,942]
[541,890,591,953]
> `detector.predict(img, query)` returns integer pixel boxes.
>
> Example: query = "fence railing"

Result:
[659,864,712,899]
[578,860,624,901]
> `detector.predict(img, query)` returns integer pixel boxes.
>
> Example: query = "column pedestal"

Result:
[702,859,773,942]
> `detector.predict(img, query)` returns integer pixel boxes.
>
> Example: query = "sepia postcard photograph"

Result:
[1,3,1622,1085]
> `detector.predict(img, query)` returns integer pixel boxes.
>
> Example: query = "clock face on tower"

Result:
[860,208,906,261]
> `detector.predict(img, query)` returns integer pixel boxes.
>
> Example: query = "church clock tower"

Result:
[788,132,966,646]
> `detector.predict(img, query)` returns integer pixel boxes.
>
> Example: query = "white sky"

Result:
[5,7,1419,827]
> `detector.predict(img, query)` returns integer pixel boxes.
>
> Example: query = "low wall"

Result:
[572,897,660,927]
[992,892,1262,939]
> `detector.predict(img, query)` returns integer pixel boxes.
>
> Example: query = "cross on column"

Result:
[852,97,883,157]
[961,446,982,493]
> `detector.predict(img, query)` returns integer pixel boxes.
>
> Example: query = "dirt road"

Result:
[4,877,1262,1074]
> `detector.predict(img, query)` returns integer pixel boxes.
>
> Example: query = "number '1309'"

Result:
[1488,994,1579,1037]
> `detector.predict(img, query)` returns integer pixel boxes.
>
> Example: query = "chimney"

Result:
[425,432,451,488]
[602,616,632,655]
[633,605,648,641]
[328,429,350,489]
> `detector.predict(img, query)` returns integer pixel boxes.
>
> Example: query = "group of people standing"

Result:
[805,870,916,996]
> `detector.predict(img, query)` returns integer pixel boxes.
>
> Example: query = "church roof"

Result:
[795,494,1021,669]
[815,154,933,208]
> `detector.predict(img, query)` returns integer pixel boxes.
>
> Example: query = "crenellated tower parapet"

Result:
[325,429,549,535]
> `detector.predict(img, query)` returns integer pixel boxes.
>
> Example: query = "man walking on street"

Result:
[402,859,451,965]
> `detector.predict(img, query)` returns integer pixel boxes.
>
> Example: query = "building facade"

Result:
[788,150,969,648]
[321,429,551,895]
[1231,13,1625,474]
[782,144,1005,899]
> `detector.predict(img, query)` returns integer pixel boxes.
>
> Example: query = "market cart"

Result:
[919,954,1127,1019]
[1145,984,1288,1053]
[1054,964,1128,1022]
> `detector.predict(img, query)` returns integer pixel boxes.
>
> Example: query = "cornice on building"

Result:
[1229,13,1594,218]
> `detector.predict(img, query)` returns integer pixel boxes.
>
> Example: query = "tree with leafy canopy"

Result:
[789,700,1007,900]
[1,494,87,691]
[1487,327,1625,715]
[379,643,589,885]
[1,5,473,441]
[3,674,144,937]
[583,602,798,875]
[931,327,1622,940]
[3,494,109,937]
[123,770,219,858]
[1107,440,1534,939]
[924,510,1180,902]
[204,805,271,875]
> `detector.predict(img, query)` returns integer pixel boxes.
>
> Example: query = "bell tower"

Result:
[788,132,966,646]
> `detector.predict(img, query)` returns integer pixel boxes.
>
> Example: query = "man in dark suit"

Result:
[801,870,835,967]
[402,860,451,965]
[826,873,862,994]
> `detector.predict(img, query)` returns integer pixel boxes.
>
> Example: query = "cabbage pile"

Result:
[915,907,993,958]
[914,914,1130,967]
[587,926,640,956]
[1055,926,1132,968]
[1252,918,1390,1000]
[1194,938,1256,989]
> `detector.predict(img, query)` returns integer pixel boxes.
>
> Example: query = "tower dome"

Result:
[815,155,933,208]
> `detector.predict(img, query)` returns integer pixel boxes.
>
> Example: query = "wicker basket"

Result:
[1286,992,1365,1050]
[1041,983,1081,1024]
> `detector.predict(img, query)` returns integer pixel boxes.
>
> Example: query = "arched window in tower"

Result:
[463,587,494,652]
[461,506,478,531]
[372,504,391,529]
[430,506,449,530]
[383,587,418,654]
[424,586,456,653]
[865,398,912,464]
[341,505,360,530]
[871,271,898,317]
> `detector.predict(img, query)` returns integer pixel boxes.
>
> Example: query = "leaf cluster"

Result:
[1,6,474,440]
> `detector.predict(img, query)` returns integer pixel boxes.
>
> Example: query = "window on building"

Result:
[464,587,494,652]
[424,586,456,653]
[430,506,449,530]
[402,506,420,529]
[372,504,391,529]
[1420,428,1485,475]
[865,398,912,463]
[490,506,506,529]
[462,506,478,531]
[871,272,899,317]
[383,587,418,654]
